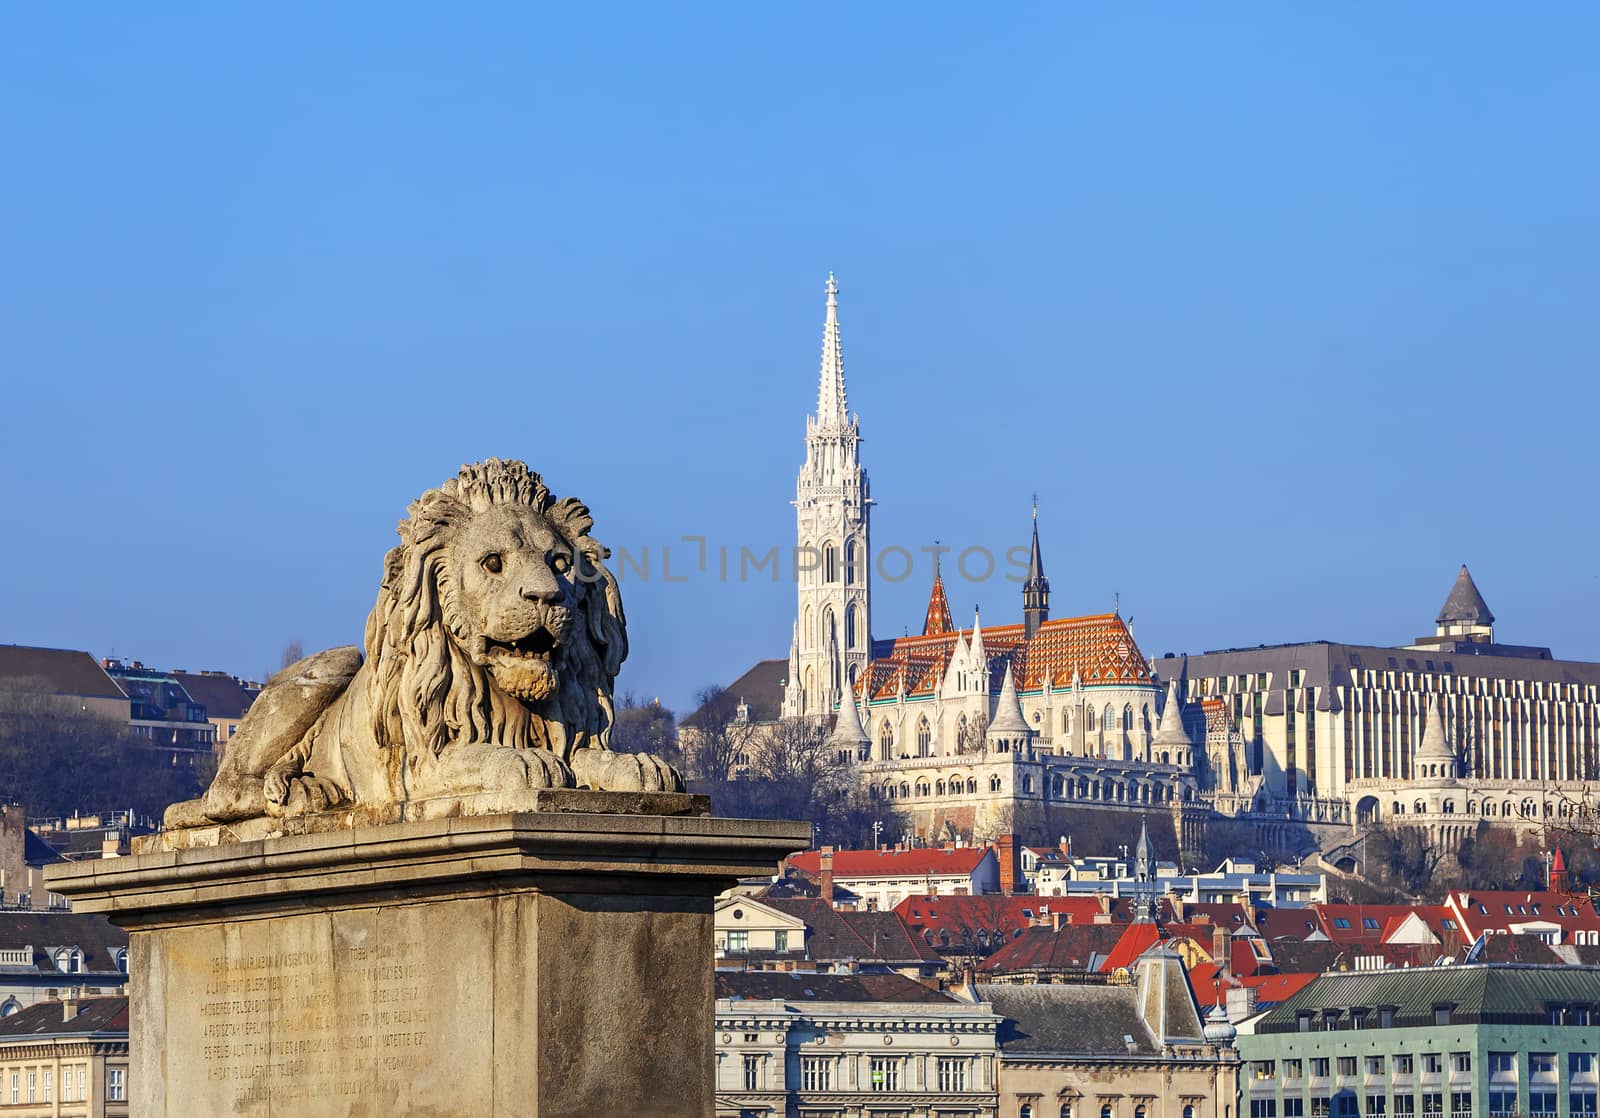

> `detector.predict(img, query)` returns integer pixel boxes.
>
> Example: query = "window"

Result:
[1061,1105,1074,1118]
[1310,1098,1330,1118]
[1488,1090,1518,1117]
[773,930,788,953]
[1531,1053,1557,1077]
[1367,1097,1387,1116]
[1021,1107,1033,1118]
[916,717,932,757]
[8,1072,15,1105]
[1432,1004,1454,1025]
[1333,917,1352,929]
[27,1071,35,1103]
[1450,1092,1472,1116]
[41,1069,50,1103]
[1336,1099,1358,1118]
[1395,1054,1414,1076]
[1250,1101,1278,1118]
[1254,1061,1278,1080]
[726,930,748,952]
[936,1057,966,1092]
[1337,1057,1357,1077]
[1422,1053,1443,1075]
[801,1056,831,1091]
[1363,917,1380,930]
[108,1068,126,1102]
[1451,1052,1471,1074]
[1573,1052,1597,1076]
[742,1055,759,1091]
[1366,1056,1386,1076]
[869,1056,898,1091]
[1529,1090,1558,1117]
[1284,1102,1305,1118]
[1573,1089,1599,1116]
[1422,1092,1443,1115]
[1285,1059,1304,1079]
[1311,1058,1330,1078]
[76,1068,84,1101]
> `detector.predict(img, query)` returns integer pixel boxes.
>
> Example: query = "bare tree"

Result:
[279,641,305,672]
[609,693,681,769]
[682,685,759,783]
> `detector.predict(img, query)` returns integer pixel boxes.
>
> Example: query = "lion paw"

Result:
[266,774,349,818]
[451,742,573,794]
[570,748,684,794]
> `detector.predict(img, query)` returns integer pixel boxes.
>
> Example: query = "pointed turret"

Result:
[969,607,986,668]
[1133,817,1156,882]
[816,273,848,428]
[1414,693,1458,782]
[922,554,953,636]
[1434,565,1495,643]
[828,683,869,750]
[1022,499,1050,639]
[1153,679,1191,751]
[988,663,1029,736]
[1550,846,1569,893]
[986,662,1031,754]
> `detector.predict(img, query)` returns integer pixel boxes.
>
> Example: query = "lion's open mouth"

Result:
[483,627,559,661]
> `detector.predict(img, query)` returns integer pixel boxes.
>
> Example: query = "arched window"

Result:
[1086,708,1096,732]
[1022,775,1034,793]
[967,777,977,794]
[114,948,128,974]
[916,716,932,757]
[0,998,18,1017]
[879,720,894,758]
[1020,1105,1032,1118]
[802,606,813,649]
[1061,1104,1074,1118]
[1101,1106,1113,1118]
[800,540,813,585]
[1062,708,1073,735]
[989,774,1002,792]
[821,607,836,652]
[846,603,860,649]
[1123,704,1134,731]
[823,543,838,584]
[957,714,968,746]
[1183,1108,1195,1118]
[935,780,946,795]
[845,538,859,584]
[915,780,929,797]
[899,782,910,799]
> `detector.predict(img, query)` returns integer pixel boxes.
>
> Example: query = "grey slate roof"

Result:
[0,911,129,974]
[0,996,128,1040]
[0,646,125,700]
[1256,964,1600,1034]
[979,982,1157,1056]
[1437,565,1495,625]
[716,971,956,1004]
[171,671,260,720]
[681,659,787,727]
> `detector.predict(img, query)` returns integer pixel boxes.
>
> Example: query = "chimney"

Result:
[998,834,1019,896]
[1059,835,1070,859]
[62,990,78,1022]
[1052,911,1069,931]
[819,847,835,906]
[1212,925,1229,966]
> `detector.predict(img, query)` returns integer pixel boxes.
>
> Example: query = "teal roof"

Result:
[1256,965,1600,1034]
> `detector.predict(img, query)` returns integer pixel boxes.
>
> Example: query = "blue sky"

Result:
[2,5,1596,712]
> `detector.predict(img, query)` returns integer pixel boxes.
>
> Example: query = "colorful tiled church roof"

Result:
[856,611,1154,703]
[922,569,954,636]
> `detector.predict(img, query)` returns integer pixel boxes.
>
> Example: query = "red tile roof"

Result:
[1189,969,1316,1010]
[894,894,1105,943]
[789,847,994,880]
[923,574,954,636]
[980,923,1128,974]
[1099,922,1164,973]
[858,612,1152,703]
[1309,904,1422,944]
[1445,890,1600,942]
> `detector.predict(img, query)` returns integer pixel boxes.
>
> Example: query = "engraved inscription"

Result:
[197,940,432,1105]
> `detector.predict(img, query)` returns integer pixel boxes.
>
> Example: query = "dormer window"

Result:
[52,947,84,974]
[114,948,129,974]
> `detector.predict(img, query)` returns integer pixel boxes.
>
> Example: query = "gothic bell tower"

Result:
[783,274,871,719]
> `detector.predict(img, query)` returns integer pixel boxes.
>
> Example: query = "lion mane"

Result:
[366,459,628,764]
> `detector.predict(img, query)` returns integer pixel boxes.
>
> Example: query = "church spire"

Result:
[816,273,848,427]
[1022,497,1050,640]
[922,551,953,636]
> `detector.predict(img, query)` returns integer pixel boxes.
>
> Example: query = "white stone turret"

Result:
[1414,693,1458,783]
[1153,679,1191,761]
[828,682,869,752]
[987,663,1031,753]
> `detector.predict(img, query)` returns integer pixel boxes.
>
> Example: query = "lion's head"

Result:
[363,458,627,761]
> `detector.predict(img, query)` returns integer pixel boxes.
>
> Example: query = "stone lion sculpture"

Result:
[165,458,682,829]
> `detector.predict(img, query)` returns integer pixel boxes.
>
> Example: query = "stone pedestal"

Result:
[46,792,808,1118]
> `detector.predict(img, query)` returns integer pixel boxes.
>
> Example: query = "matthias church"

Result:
[712,277,1600,865]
